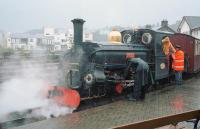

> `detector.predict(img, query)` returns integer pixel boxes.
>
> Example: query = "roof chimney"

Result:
[161,20,168,27]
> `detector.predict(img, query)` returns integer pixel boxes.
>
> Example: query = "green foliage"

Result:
[0,47,14,58]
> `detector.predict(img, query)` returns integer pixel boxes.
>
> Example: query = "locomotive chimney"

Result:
[71,18,85,45]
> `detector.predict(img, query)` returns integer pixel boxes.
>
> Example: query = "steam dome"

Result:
[108,29,122,44]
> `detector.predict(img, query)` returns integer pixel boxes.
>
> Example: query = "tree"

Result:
[0,47,14,59]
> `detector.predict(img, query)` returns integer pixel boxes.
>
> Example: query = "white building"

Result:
[4,26,94,52]
[66,29,73,43]
[43,27,72,51]
[5,33,55,51]
[10,34,29,50]
[83,32,93,42]
[53,33,71,51]
[178,16,200,39]
[39,36,54,52]
[4,27,73,52]
[2,32,12,48]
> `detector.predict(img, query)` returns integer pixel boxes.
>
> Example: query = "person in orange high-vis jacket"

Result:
[172,45,184,85]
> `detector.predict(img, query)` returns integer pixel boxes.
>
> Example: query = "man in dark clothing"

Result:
[125,58,150,101]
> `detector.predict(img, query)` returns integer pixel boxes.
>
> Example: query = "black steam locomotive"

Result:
[61,19,173,101]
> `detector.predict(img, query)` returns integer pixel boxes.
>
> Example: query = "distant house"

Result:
[177,16,200,39]
[157,20,177,33]
[83,32,93,42]
[4,33,57,51]
[4,27,74,52]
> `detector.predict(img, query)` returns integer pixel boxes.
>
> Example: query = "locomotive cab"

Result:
[121,29,174,80]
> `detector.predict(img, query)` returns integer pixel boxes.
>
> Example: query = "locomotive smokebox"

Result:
[71,18,85,46]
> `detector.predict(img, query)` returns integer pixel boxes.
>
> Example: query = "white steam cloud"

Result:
[0,54,73,121]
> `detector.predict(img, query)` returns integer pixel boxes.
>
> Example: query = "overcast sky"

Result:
[0,0,199,32]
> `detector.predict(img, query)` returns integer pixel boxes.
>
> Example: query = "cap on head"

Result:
[175,44,181,48]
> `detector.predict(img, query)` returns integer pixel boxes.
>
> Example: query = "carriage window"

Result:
[195,40,197,55]
[198,41,200,55]
[195,40,200,55]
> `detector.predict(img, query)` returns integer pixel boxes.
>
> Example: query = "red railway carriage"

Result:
[170,33,200,73]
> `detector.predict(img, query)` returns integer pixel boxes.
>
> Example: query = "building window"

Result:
[85,33,89,38]
[21,38,28,44]
[44,39,47,44]
[16,39,20,44]
[21,45,25,50]
[61,39,66,42]
[30,46,34,50]
[30,39,34,42]
[195,40,200,55]
[37,38,42,46]
[11,39,15,43]
[14,45,18,49]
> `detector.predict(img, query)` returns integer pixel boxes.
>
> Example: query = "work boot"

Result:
[126,93,132,98]
[128,96,137,101]
[126,94,137,101]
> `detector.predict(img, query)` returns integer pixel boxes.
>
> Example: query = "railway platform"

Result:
[10,76,200,129]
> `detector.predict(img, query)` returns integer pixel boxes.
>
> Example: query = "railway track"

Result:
[0,116,45,129]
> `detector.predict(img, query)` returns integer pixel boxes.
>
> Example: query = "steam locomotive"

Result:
[47,19,200,108]
[50,19,176,108]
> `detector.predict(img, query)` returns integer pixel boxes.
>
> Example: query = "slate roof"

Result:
[169,21,181,32]
[183,16,200,30]
[157,26,176,33]
[157,16,200,32]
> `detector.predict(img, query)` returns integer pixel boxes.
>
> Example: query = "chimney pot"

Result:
[161,20,168,27]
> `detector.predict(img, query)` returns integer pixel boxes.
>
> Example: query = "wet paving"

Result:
[10,76,200,129]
